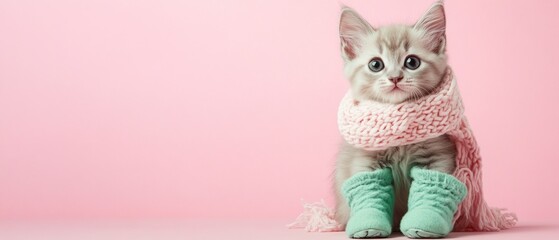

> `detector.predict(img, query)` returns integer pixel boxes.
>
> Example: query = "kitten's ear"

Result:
[339,7,374,61]
[414,1,446,53]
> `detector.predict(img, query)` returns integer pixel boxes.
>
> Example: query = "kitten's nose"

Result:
[389,76,403,83]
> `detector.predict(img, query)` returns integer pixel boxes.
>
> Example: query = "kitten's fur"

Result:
[333,2,457,228]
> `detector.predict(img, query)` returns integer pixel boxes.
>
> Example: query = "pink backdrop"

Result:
[1,0,558,223]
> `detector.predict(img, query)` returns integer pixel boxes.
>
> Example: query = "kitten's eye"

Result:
[404,55,421,70]
[368,58,384,72]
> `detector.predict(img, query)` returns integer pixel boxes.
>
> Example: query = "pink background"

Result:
[1,0,558,224]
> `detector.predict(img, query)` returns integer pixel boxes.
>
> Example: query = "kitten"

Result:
[333,2,456,230]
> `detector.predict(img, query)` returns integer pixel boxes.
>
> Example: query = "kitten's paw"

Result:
[346,209,392,238]
[400,209,450,238]
[352,229,389,238]
[402,228,444,239]
[342,169,395,238]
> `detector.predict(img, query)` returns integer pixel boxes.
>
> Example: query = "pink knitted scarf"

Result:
[288,69,516,232]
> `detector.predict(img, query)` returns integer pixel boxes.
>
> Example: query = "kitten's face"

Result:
[340,2,448,104]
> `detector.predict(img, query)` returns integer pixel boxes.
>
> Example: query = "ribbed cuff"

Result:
[410,167,467,199]
[341,168,393,198]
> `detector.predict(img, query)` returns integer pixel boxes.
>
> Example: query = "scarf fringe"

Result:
[286,199,343,232]
[453,166,518,231]
[449,121,517,231]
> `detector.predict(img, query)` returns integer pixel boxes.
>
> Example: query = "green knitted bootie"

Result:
[342,168,394,238]
[400,167,467,238]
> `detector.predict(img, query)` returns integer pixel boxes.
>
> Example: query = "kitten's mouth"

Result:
[389,85,405,92]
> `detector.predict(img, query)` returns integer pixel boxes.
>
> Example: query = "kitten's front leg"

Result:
[334,142,393,238]
[400,142,466,238]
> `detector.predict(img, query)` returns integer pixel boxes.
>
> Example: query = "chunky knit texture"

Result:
[338,69,516,231]
[400,167,467,238]
[342,169,394,238]
[338,70,463,151]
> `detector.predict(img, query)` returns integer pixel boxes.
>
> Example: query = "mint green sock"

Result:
[400,167,467,238]
[342,168,394,238]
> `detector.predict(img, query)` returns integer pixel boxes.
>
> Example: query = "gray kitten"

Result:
[333,2,456,231]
